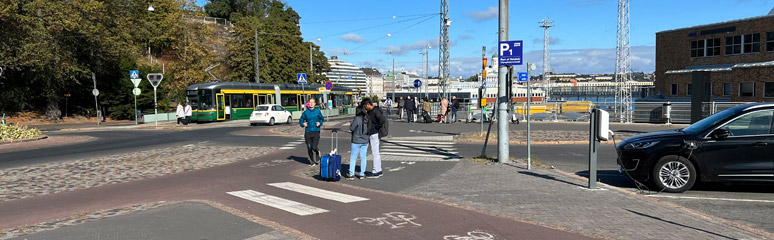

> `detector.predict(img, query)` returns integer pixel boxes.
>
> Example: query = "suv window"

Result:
[720,110,774,136]
[255,106,269,111]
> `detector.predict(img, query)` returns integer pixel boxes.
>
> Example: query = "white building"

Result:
[361,68,384,98]
[323,56,367,90]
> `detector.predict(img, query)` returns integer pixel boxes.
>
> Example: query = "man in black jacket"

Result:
[404,96,415,123]
[362,98,387,178]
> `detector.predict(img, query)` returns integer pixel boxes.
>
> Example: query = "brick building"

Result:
[655,13,774,102]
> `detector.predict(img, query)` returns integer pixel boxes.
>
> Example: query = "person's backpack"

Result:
[453,100,460,109]
[379,114,388,137]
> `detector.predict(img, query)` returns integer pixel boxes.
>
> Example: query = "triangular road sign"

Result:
[130,78,141,87]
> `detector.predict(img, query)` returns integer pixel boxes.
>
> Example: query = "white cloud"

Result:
[458,34,473,40]
[525,46,655,74]
[340,33,367,43]
[382,38,441,56]
[463,6,498,22]
[531,37,562,45]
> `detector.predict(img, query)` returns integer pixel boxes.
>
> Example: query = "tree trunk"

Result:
[45,99,62,121]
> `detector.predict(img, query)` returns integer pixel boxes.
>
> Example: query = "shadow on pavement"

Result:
[287,155,311,165]
[518,171,585,188]
[613,130,648,134]
[624,209,737,240]
[575,170,638,189]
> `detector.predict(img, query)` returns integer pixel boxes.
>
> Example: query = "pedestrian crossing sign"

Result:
[129,70,139,79]
[297,73,307,84]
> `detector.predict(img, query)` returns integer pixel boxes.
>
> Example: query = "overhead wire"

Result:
[301,13,439,25]
[350,14,437,51]
[318,13,439,39]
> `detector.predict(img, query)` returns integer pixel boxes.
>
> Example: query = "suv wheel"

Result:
[652,155,696,193]
[287,116,292,124]
[269,117,275,126]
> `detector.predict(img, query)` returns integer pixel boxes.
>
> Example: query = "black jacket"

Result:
[367,107,388,137]
[404,99,415,111]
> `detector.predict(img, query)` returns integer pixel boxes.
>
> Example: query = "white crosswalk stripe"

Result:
[268,182,369,203]
[280,140,305,150]
[227,182,369,216]
[227,190,329,216]
[372,139,461,161]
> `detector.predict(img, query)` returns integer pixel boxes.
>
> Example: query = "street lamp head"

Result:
[317,38,322,42]
[387,33,391,37]
[147,4,154,11]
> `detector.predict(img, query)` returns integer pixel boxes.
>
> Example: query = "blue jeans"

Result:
[349,142,369,176]
[451,109,457,123]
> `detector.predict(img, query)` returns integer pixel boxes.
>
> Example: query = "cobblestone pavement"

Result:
[457,130,639,144]
[401,159,769,240]
[0,136,94,153]
[0,201,170,239]
[0,145,276,201]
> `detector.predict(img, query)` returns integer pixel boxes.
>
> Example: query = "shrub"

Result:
[0,125,42,142]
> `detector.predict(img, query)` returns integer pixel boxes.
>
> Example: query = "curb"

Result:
[549,167,774,240]
[457,139,615,145]
[0,135,48,145]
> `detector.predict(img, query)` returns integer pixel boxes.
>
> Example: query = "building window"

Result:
[765,82,774,98]
[745,33,761,53]
[707,38,721,56]
[767,32,774,52]
[690,40,704,57]
[671,84,678,96]
[723,83,732,96]
[739,82,755,97]
[687,84,692,96]
[726,35,742,55]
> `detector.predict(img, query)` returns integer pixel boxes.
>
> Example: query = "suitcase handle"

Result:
[330,129,338,155]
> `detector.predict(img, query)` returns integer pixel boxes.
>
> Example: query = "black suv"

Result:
[617,103,774,193]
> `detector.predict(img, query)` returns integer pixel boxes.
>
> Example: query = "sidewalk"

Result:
[400,159,772,240]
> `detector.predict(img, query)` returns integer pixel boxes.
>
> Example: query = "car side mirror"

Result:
[711,128,730,140]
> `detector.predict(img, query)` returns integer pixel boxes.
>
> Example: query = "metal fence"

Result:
[631,102,751,124]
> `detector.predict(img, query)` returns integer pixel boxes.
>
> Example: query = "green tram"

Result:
[186,82,355,123]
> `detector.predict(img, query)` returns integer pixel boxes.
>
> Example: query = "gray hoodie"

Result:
[349,115,370,144]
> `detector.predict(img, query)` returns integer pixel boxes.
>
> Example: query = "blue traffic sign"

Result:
[518,72,529,82]
[297,73,307,84]
[498,41,523,66]
[325,81,333,90]
[129,70,139,79]
[413,79,422,88]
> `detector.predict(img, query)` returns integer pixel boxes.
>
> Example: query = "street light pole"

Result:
[497,0,510,163]
[255,28,260,83]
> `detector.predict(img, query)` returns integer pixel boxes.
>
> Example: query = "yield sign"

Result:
[130,78,142,87]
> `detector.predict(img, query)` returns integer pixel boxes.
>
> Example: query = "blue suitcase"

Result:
[320,130,341,181]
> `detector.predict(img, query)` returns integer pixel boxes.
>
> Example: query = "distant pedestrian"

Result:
[176,103,184,125]
[405,96,415,123]
[440,97,449,123]
[422,98,431,116]
[398,97,404,119]
[362,98,387,178]
[385,98,393,116]
[184,101,192,125]
[346,106,370,181]
[300,98,324,166]
[451,96,459,123]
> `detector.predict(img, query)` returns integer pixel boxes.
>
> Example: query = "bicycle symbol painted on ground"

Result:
[443,230,495,240]
[352,212,422,229]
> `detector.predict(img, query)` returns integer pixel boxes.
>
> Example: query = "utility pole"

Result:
[539,18,554,103]
[255,27,266,83]
[497,0,510,164]
[439,0,450,101]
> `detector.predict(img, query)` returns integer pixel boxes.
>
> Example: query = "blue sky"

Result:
[199,0,774,77]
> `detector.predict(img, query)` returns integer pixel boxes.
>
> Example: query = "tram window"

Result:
[199,89,213,109]
[232,94,251,108]
[281,94,296,106]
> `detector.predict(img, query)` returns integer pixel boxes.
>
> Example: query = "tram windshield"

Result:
[199,89,213,109]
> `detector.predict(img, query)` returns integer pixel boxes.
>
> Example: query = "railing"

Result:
[631,102,752,124]
[181,15,233,27]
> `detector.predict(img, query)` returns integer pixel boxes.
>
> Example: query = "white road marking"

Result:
[382,140,455,145]
[380,152,460,158]
[378,148,459,155]
[280,147,296,150]
[267,182,369,203]
[387,167,405,172]
[227,190,329,216]
[649,195,774,203]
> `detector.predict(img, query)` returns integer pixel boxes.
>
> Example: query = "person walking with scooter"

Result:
[299,98,324,166]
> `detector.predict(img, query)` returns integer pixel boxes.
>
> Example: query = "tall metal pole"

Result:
[255,27,266,83]
[481,47,485,136]
[539,18,554,104]
[497,0,510,164]
[527,63,533,170]
[92,73,99,126]
[134,94,138,125]
[153,87,158,127]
